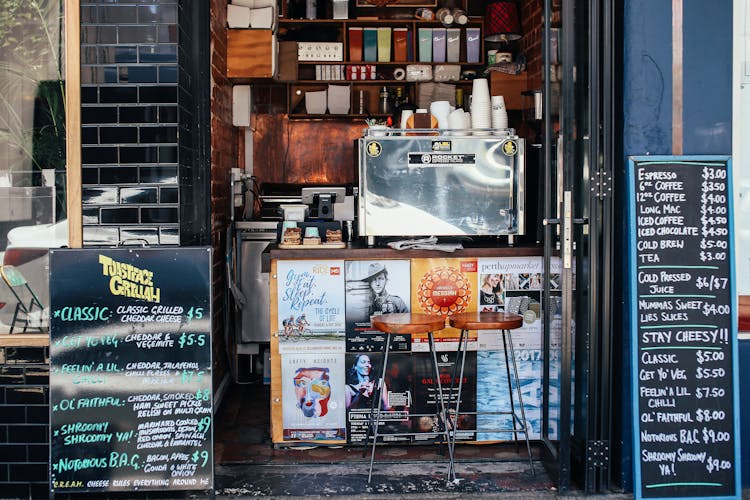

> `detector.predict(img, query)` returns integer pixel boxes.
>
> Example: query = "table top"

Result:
[370,313,446,334]
[448,311,524,331]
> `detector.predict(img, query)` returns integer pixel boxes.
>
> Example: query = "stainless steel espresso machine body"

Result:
[357,131,525,238]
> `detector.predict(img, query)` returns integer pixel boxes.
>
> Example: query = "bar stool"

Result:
[447,311,535,475]
[367,312,453,483]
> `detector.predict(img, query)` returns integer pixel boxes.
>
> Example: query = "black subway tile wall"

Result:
[0,346,49,495]
[81,0,180,246]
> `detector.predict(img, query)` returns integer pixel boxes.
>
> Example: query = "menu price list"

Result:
[632,159,737,498]
[49,248,213,493]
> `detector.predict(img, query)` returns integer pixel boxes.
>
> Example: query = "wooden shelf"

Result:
[227,11,489,119]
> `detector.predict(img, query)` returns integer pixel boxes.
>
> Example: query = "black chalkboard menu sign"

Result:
[627,157,740,499]
[49,248,213,493]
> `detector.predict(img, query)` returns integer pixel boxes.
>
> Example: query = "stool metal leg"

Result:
[368,333,392,483]
[502,330,520,452]
[428,331,456,481]
[505,328,536,475]
[448,327,469,478]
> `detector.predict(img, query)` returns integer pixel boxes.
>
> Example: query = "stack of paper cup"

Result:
[430,100,451,130]
[491,95,508,131]
[470,78,491,133]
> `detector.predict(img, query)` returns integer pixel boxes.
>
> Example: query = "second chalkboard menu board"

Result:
[49,248,213,494]
[627,156,740,499]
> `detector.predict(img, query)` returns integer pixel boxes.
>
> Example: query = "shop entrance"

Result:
[539,0,614,493]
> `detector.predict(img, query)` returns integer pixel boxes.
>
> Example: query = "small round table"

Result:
[368,312,452,483]
[447,311,535,475]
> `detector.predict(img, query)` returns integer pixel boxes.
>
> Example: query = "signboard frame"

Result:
[48,247,213,494]
[627,155,741,499]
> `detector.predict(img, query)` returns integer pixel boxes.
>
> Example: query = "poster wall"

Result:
[271,254,559,445]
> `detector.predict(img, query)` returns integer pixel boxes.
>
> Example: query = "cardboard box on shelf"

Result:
[227,29,275,78]
[489,71,528,111]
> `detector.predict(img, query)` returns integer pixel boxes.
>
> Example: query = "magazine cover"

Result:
[345,353,412,444]
[277,260,346,335]
[411,351,476,442]
[475,256,562,441]
[410,258,478,352]
[344,260,411,345]
[281,352,346,441]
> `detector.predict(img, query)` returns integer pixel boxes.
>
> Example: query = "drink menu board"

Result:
[49,248,213,493]
[627,157,740,499]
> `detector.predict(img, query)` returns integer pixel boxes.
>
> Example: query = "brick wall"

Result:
[209,0,234,383]
[80,1,181,246]
[521,0,542,91]
[0,345,50,498]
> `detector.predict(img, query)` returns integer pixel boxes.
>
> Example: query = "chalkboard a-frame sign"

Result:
[627,156,741,499]
[49,248,213,494]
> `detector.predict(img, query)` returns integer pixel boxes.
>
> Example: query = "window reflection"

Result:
[0,0,66,334]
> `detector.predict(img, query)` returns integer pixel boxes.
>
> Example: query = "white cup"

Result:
[430,100,451,129]
[400,109,414,129]
[491,95,506,110]
[472,78,490,101]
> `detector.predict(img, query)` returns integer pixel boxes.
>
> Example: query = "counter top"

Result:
[263,242,544,271]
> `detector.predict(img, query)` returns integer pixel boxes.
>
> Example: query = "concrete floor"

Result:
[211,382,629,499]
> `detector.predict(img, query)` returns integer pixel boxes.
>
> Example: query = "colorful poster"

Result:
[277,260,346,335]
[410,258,478,351]
[411,351,476,442]
[345,353,412,444]
[281,352,346,441]
[475,256,561,441]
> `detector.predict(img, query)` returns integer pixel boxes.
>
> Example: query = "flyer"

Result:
[344,259,411,352]
[475,256,561,441]
[277,260,346,335]
[281,352,347,441]
[345,353,412,444]
[411,351,476,442]
[410,258,478,352]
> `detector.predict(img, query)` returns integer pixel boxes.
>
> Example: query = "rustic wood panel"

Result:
[253,115,363,185]
[489,72,529,110]
[227,29,274,78]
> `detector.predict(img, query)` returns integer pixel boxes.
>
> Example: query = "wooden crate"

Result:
[227,29,274,78]
[489,71,528,110]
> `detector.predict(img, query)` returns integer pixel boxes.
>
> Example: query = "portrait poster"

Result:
[277,260,346,335]
[344,259,411,335]
[281,352,347,441]
[410,258,478,351]
[411,351,476,442]
[345,353,412,444]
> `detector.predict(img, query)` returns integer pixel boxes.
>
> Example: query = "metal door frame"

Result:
[540,0,614,493]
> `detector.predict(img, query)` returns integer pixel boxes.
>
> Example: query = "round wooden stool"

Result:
[367,313,453,483]
[448,311,535,475]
